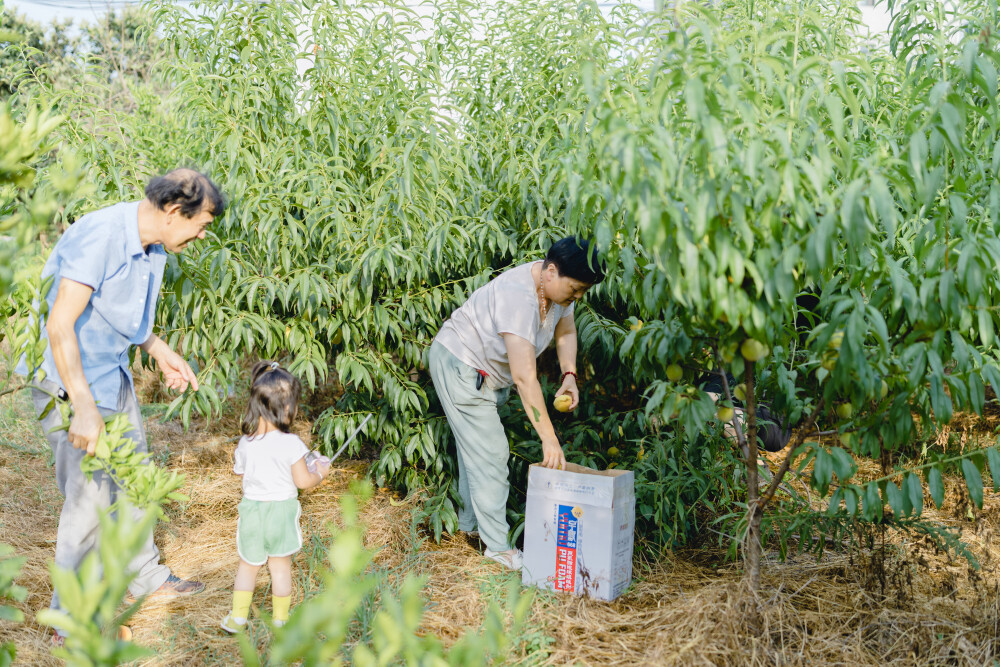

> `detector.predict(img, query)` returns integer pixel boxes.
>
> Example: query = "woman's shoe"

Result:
[484,548,523,570]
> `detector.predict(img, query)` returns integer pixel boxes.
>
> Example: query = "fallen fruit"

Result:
[553,395,572,412]
[740,338,769,362]
[717,406,735,422]
[666,364,683,382]
[607,446,620,456]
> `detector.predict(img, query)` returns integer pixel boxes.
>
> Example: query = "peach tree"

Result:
[568,0,1000,587]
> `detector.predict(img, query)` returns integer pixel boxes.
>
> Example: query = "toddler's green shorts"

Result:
[237,497,302,566]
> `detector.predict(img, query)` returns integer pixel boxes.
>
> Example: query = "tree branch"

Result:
[757,397,827,510]
[0,382,25,400]
[712,349,748,459]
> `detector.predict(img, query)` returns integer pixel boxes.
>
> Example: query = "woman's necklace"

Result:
[538,268,553,333]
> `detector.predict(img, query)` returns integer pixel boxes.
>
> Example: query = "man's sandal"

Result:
[124,574,205,604]
[51,625,131,647]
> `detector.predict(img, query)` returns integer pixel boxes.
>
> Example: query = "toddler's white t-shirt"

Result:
[233,431,309,501]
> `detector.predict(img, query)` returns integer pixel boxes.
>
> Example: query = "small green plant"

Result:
[37,502,156,666]
[78,414,189,518]
[251,481,533,666]
[0,269,49,399]
[1,99,83,403]
[21,413,188,664]
[0,544,27,667]
[0,104,83,299]
[2,384,188,663]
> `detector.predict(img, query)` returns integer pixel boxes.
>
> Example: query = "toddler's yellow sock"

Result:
[272,594,290,624]
[231,590,253,622]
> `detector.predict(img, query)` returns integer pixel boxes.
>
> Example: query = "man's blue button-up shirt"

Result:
[19,201,167,408]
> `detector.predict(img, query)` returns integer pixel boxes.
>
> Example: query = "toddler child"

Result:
[221,361,330,633]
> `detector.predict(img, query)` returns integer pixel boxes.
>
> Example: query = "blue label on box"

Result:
[556,504,579,548]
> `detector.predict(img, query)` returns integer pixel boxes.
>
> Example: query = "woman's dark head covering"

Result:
[544,236,606,285]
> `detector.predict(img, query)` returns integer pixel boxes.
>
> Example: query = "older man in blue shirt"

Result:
[20,168,223,641]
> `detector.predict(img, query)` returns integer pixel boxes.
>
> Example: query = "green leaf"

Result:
[927,466,945,508]
[843,486,858,517]
[827,487,843,516]
[0,606,24,622]
[863,482,883,521]
[986,447,1000,492]
[905,472,923,517]
[812,449,833,495]
[37,397,56,421]
[95,438,111,460]
[962,458,984,509]
[938,103,963,151]
[829,447,856,482]
[884,481,905,517]
[983,365,1000,398]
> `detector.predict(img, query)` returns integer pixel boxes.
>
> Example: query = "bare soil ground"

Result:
[2,372,999,665]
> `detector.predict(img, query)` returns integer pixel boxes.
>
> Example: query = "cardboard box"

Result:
[521,462,635,601]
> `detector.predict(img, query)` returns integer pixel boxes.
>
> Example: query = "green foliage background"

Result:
[12,0,1000,554]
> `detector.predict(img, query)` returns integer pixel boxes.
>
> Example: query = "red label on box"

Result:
[555,546,576,590]
[555,504,579,591]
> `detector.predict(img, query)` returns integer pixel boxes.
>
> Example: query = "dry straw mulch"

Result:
[2,380,999,665]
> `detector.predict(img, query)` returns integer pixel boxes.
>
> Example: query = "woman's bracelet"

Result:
[560,371,578,384]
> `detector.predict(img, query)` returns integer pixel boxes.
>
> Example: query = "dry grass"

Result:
[2,368,999,665]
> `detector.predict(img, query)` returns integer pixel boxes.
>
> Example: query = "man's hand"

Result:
[540,435,566,470]
[143,335,199,392]
[69,402,104,456]
[156,347,199,392]
[555,374,579,410]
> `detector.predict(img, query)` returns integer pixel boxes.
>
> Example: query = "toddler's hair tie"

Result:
[269,361,280,371]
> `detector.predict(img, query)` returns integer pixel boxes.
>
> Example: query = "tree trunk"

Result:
[743,360,763,593]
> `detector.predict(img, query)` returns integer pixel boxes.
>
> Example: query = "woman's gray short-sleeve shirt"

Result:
[435,261,574,389]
